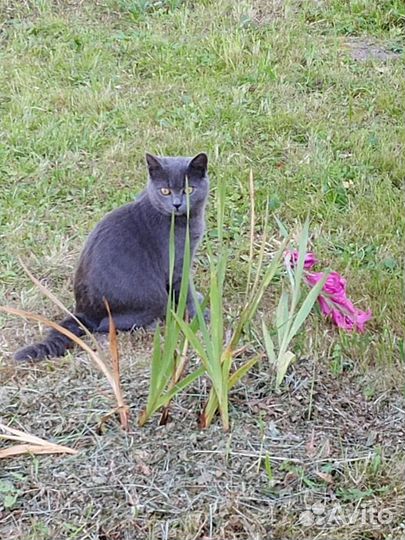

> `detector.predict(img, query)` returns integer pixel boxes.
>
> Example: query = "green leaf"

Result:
[204,355,259,428]
[216,175,226,246]
[209,257,224,364]
[173,314,209,367]
[276,350,295,387]
[191,286,215,363]
[201,386,218,427]
[233,236,288,351]
[248,199,270,299]
[155,366,206,409]
[290,218,309,312]
[274,216,289,238]
[262,321,276,365]
[276,289,289,348]
[176,219,191,321]
[287,272,328,342]
[228,356,259,389]
[264,452,273,480]
[148,324,162,402]
[167,212,176,319]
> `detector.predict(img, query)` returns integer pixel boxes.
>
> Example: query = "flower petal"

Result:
[328,293,356,314]
[305,271,325,287]
[329,305,372,333]
[353,309,372,333]
[323,272,347,296]
[286,250,318,270]
[331,309,354,331]
[318,295,332,316]
[286,248,372,333]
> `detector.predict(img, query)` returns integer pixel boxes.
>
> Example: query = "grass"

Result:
[1,0,404,538]
[1,1,403,347]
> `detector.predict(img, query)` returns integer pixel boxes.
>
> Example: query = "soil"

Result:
[1,329,405,539]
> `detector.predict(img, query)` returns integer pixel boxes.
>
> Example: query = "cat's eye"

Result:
[183,186,194,195]
[160,187,171,196]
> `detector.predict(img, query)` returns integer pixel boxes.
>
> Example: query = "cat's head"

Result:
[145,153,209,216]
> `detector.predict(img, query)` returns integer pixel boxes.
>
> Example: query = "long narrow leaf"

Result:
[155,366,206,409]
[228,355,260,389]
[173,336,189,383]
[200,387,217,429]
[103,298,129,430]
[277,220,310,360]
[0,422,64,446]
[276,289,289,348]
[0,444,77,458]
[274,216,289,238]
[249,199,270,301]
[139,326,165,426]
[190,286,215,365]
[276,351,296,387]
[146,334,176,419]
[0,422,78,458]
[245,168,255,298]
[230,236,289,351]
[203,355,260,428]
[262,321,276,365]
[166,212,176,322]
[176,303,223,406]
[142,210,189,425]
[290,218,309,313]
[219,348,234,431]
[148,323,163,404]
[287,272,328,342]
[173,314,209,366]
[176,218,191,321]
[208,254,224,365]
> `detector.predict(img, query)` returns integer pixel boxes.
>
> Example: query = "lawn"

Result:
[0,0,404,538]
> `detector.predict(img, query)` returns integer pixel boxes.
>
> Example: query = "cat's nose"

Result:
[173,202,181,210]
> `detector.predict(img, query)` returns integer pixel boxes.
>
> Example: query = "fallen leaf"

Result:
[0,444,78,459]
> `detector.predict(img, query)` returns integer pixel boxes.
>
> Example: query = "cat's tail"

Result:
[14,314,96,362]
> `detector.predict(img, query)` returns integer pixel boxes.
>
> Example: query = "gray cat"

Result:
[15,152,209,362]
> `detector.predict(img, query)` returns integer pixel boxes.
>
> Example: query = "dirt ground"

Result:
[1,325,405,540]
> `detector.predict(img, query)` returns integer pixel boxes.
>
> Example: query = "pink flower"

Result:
[330,306,372,333]
[319,294,372,333]
[317,294,332,316]
[287,250,318,270]
[287,250,372,333]
[306,271,347,298]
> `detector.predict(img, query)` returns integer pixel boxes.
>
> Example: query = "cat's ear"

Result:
[188,152,208,178]
[145,153,163,177]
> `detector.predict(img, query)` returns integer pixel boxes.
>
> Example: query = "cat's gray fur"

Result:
[15,152,209,362]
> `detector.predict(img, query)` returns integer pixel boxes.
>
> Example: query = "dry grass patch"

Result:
[1,347,405,538]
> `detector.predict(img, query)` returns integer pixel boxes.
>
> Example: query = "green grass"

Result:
[1,0,404,357]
